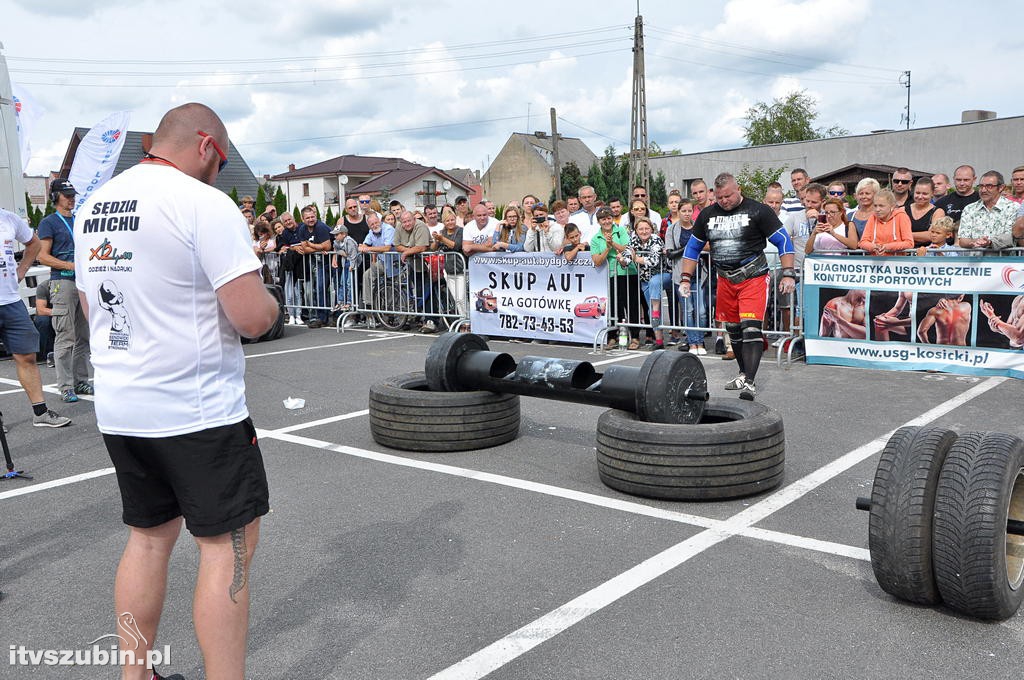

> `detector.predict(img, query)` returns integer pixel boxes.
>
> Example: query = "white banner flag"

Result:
[69,111,130,213]
[10,83,44,173]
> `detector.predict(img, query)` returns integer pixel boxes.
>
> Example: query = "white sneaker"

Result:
[724,374,746,390]
[696,347,707,355]
[688,346,699,355]
[739,379,757,401]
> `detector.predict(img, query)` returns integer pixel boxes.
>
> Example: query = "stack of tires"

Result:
[867,426,1024,621]
[368,372,786,503]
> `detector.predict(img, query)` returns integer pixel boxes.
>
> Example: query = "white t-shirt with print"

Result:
[74,164,262,437]
[462,220,496,247]
[0,209,34,305]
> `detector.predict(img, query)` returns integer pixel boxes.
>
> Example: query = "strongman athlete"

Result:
[678,172,796,400]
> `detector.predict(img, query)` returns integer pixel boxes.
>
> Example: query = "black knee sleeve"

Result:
[740,320,763,343]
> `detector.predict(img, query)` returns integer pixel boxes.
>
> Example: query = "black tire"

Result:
[368,372,519,452]
[867,426,958,605]
[933,431,1024,621]
[596,398,784,501]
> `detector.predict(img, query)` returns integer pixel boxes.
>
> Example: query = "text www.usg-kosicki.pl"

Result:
[9,644,169,667]
[847,345,990,366]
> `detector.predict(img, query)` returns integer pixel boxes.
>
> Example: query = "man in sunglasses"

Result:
[631,184,662,224]
[75,102,278,680]
[889,168,914,210]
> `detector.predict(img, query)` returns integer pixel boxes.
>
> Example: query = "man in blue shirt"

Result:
[358,212,398,304]
[37,179,92,402]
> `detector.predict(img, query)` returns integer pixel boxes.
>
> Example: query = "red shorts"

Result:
[716,273,770,323]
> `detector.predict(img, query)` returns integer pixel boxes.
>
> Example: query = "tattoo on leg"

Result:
[229,527,247,604]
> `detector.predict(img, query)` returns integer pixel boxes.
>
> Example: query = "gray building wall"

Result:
[650,115,1024,195]
[481,135,554,208]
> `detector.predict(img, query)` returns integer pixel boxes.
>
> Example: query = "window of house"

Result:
[302,183,310,197]
[422,180,437,196]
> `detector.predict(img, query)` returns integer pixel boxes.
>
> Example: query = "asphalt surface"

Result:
[1,325,1023,679]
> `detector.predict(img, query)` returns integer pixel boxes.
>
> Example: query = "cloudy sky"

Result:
[5,0,1023,181]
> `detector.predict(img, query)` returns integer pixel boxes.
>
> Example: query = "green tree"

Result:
[292,205,301,223]
[24,193,34,226]
[594,145,631,203]
[255,185,268,215]
[649,170,669,217]
[585,161,608,202]
[742,90,849,147]
[324,206,336,227]
[735,164,788,200]
[32,205,43,227]
[273,187,287,216]
[43,197,54,218]
[229,187,239,206]
[551,161,584,204]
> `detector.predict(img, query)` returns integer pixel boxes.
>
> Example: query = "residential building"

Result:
[481,132,598,207]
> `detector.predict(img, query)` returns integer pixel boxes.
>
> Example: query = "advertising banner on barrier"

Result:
[467,252,608,343]
[802,254,1024,378]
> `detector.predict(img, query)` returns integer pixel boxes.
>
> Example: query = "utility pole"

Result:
[550,108,562,202]
[628,11,649,191]
[899,70,911,130]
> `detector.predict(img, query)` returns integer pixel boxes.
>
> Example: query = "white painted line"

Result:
[427,376,1005,679]
[258,409,369,435]
[244,333,409,358]
[0,378,94,402]
[741,527,871,562]
[0,467,115,500]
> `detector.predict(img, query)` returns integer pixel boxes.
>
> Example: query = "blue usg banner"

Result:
[802,254,1024,378]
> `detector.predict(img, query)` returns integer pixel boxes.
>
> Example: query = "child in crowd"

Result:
[331,223,359,310]
[559,223,586,260]
[916,217,959,257]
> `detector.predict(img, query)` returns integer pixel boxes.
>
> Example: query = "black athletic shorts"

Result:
[104,418,270,537]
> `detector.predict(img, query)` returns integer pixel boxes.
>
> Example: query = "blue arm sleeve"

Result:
[682,233,706,261]
[767,227,795,255]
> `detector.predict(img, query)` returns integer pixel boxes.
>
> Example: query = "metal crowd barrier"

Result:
[596,250,803,365]
[333,250,470,333]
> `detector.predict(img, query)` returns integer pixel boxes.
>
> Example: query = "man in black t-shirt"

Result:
[679,173,796,400]
[935,165,979,226]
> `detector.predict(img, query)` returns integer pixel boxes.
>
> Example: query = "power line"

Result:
[16,48,631,89]
[651,51,897,86]
[7,25,629,66]
[557,116,628,146]
[646,26,896,75]
[11,38,631,78]
[237,116,528,147]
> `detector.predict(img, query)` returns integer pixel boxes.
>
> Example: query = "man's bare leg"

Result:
[193,518,260,680]
[116,517,182,680]
[12,353,44,404]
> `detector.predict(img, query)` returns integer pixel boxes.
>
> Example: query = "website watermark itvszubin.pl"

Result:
[9,612,170,668]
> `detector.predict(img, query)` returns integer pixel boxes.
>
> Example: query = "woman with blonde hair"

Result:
[850,177,881,239]
[858,189,913,255]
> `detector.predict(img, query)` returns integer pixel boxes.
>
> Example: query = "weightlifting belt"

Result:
[718,253,768,284]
